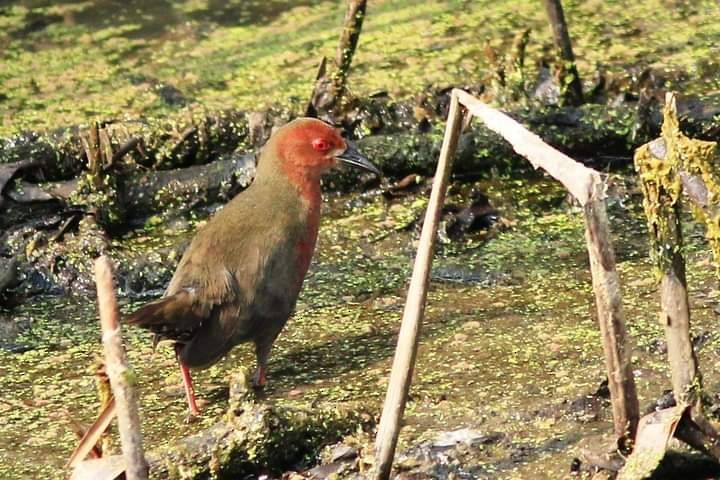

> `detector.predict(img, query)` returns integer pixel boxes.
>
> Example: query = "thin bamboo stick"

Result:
[94,256,148,480]
[372,93,464,480]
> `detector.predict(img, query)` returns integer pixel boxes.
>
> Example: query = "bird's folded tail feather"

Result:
[125,289,204,340]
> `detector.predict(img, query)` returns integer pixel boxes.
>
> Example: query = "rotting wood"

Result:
[98,129,114,168]
[70,455,125,480]
[373,92,464,480]
[67,398,117,469]
[635,94,701,406]
[4,94,720,197]
[662,99,720,275]
[92,256,147,480]
[4,153,256,230]
[305,57,328,117]
[618,404,686,480]
[111,137,142,163]
[0,159,38,208]
[455,88,639,444]
[81,122,102,183]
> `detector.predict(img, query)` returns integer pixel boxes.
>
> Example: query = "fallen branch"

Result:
[0,159,38,208]
[3,153,255,230]
[454,88,639,445]
[112,137,142,163]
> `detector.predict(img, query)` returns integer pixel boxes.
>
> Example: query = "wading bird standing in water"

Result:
[127,118,380,417]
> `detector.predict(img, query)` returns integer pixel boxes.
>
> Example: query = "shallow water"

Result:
[3,173,720,478]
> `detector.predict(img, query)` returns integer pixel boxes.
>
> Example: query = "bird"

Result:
[125,117,380,417]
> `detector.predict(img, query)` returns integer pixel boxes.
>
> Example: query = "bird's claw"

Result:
[184,411,200,424]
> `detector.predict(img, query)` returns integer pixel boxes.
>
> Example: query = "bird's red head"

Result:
[275,118,347,175]
[262,118,380,185]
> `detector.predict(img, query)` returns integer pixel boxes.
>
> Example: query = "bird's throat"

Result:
[274,161,323,290]
[279,160,323,205]
[294,190,320,290]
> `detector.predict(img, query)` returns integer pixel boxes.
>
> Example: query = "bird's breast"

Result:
[294,203,320,290]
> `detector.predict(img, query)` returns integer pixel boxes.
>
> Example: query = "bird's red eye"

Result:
[312,138,331,152]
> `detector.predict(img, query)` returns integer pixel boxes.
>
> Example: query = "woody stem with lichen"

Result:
[308,0,366,116]
[635,95,699,405]
[332,0,366,105]
[634,94,720,450]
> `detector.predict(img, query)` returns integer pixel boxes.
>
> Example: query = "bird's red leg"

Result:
[175,343,200,417]
[253,341,271,389]
[252,366,267,389]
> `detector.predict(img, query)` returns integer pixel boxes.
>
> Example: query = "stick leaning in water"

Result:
[373,93,464,480]
[94,256,148,480]
[454,88,639,444]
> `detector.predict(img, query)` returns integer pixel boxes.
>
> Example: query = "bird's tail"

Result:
[125,290,202,340]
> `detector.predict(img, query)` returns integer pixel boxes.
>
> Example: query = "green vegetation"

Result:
[1,0,719,136]
[3,1,720,477]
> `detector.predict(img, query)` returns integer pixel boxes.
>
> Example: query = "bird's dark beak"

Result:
[336,141,381,176]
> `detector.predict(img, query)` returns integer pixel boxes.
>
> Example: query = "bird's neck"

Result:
[282,172,321,290]
[253,164,322,291]
[256,145,323,209]
[283,168,322,209]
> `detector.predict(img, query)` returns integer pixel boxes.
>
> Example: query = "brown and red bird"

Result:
[126,118,379,416]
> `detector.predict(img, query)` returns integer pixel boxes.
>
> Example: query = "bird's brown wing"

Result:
[125,201,274,345]
[125,224,244,340]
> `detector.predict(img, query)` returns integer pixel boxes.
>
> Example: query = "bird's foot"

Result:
[252,366,267,390]
[184,411,200,424]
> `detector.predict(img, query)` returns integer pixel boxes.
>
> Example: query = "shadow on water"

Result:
[4,0,328,42]
[272,329,396,385]
[206,306,466,403]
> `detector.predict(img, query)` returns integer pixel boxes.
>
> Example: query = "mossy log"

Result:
[0,109,250,181]
[3,94,720,236]
[148,403,369,479]
[145,373,372,480]
[3,93,720,188]
[2,153,256,231]
[0,106,626,228]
